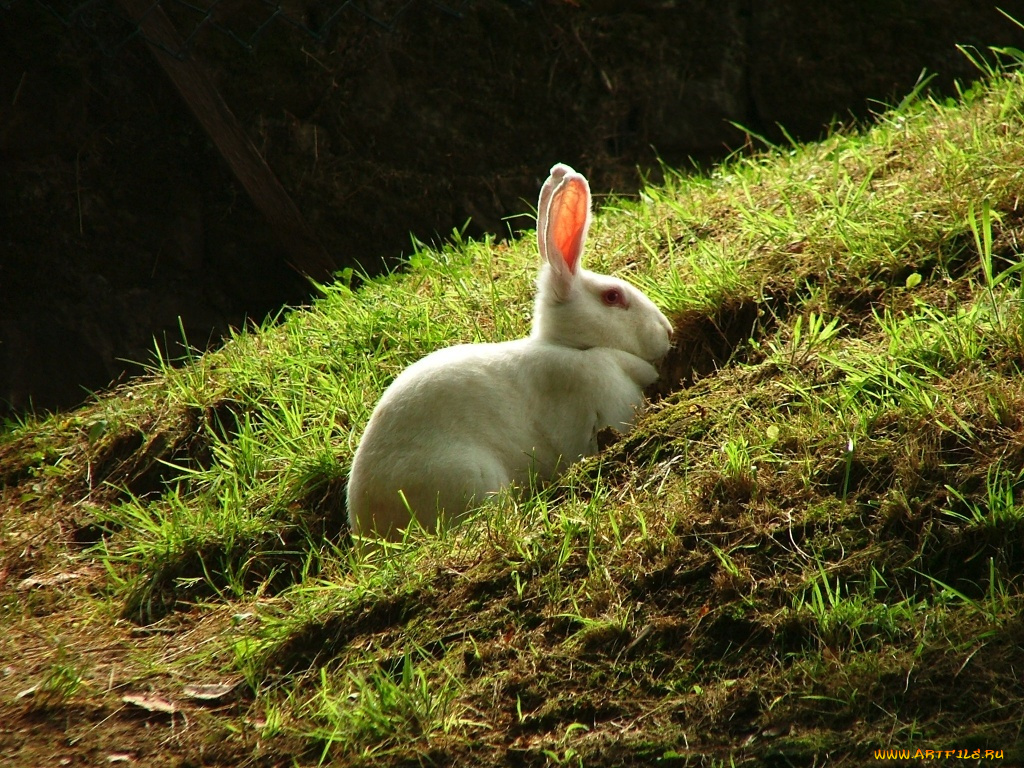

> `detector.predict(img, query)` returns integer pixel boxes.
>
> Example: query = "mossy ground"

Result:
[4,62,1024,767]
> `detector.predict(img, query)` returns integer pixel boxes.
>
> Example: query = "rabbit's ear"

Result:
[537,164,572,266]
[542,169,592,301]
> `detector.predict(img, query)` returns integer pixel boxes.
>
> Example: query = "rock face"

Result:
[3,0,1023,415]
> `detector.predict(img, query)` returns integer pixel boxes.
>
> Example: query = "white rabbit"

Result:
[347,163,673,542]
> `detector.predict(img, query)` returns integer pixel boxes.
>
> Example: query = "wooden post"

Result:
[116,0,338,282]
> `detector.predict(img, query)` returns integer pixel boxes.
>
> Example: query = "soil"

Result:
[3,0,1024,415]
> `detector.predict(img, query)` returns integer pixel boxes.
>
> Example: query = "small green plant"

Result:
[943,463,1024,530]
[968,199,1024,332]
[18,650,88,707]
[916,557,1020,625]
[720,436,755,483]
[542,723,590,767]
[40,660,84,701]
[307,649,469,761]
[795,563,918,651]
[768,311,845,368]
[708,542,742,581]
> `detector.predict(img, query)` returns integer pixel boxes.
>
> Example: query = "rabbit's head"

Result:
[532,164,672,364]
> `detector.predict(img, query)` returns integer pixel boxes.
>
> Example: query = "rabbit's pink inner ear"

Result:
[552,177,588,274]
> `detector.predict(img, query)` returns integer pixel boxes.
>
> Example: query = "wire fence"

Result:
[0,0,517,58]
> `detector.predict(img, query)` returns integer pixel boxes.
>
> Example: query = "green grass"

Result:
[5,59,1024,766]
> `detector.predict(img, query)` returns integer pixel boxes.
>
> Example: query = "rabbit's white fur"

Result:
[347,163,672,542]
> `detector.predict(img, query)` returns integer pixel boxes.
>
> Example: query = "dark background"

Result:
[3,0,1024,416]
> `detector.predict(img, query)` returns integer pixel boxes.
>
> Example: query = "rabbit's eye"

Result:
[602,288,627,308]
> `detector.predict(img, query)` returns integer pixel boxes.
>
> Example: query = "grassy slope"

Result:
[4,66,1024,767]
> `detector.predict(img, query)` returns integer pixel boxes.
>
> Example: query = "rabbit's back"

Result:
[346,339,656,540]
